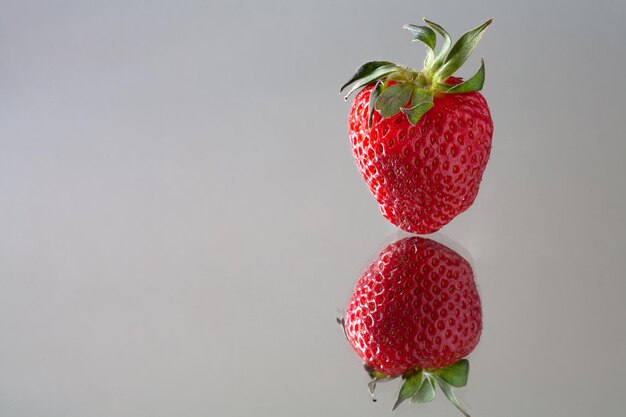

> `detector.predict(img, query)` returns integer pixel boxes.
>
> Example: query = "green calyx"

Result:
[366,359,472,416]
[340,18,492,126]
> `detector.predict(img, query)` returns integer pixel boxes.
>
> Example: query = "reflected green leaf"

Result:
[392,371,423,410]
[435,376,471,417]
[411,373,436,403]
[432,359,469,387]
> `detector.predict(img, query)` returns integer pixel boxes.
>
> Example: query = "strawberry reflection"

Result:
[341,236,482,416]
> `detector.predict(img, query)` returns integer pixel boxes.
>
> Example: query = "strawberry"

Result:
[342,236,482,415]
[341,19,494,234]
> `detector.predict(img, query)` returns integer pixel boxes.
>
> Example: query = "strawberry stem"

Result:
[340,18,492,125]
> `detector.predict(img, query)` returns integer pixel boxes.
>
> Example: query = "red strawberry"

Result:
[342,236,482,414]
[341,19,494,234]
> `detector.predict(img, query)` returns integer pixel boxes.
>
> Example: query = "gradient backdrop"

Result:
[1,1,625,416]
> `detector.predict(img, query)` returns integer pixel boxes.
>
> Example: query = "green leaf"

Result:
[400,102,433,125]
[403,24,436,50]
[340,61,395,92]
[368,80,384,127]
[400,87,433,125]
[411,87,433,105]
[341,65,399,100]
[432,359,469,387]
[436,19,492,82]
[392,371,424,411]
[375,83,413,118]
[439,59,485,94]
[435,377,471,417]
[424,19,451,72]
[411,374,436,403]
[340,61,397,93]
[403,24,436,67]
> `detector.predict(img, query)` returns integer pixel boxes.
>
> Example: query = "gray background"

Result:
[1,1,625,416]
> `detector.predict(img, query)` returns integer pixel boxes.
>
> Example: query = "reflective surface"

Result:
[1,1,626,416]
